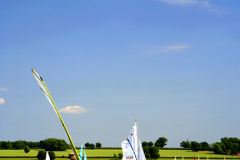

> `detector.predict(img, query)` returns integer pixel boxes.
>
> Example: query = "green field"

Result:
[0,149,240,159]
[0,149,121,157]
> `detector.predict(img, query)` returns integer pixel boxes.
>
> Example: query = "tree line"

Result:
[141,137,167,159]
[180,137,240,155]
[0,140,40,149]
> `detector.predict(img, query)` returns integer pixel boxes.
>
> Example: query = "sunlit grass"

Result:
[0,149,240,159]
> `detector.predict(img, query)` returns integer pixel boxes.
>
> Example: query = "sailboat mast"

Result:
[136,119,140,160]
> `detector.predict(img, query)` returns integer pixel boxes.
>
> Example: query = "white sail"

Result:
[127,121,138,158]
[138,140,146,160]
[46,152,50,160]
[122,120,146,160]
[121,140,136,160]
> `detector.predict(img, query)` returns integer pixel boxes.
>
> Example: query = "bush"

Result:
[24,146,30,153]
[49,151,56,160]
[41,138,68,151]
[96,142,102,148]
[149,146,160,159]
[143,146,150,158]
[118,153,123,159]
[89,143,95,149]
[37,151,46,160]
[85,142,90,147]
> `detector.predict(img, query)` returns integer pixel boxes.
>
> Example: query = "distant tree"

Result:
[1,141,12,149]
[201,142,209,151]
[213,144,223,154]
[230,143,239,155]
[89,143,95,149]
[118,153,123,159]
[49,151,56,160]
[148,141,154,147]
[14,140,25,149]
[96,142,102,148]
[143,146,150,158]
[42,138,68,151]
[149,146,160,159]
[85,142,90,147]
[155,137,168,148]
[191,141,202,152]
[180,140,191,148]
[40,140,45,149]
[142,141,148,147]
[37,151,46,160]
[24,146,30,153]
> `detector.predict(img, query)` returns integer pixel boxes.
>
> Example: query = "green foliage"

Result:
[148,141,154,147]
[201,141,209,151]
[180,140,191,149]
[155,137,168,148]
[89,143,95,149]
[118,153,123,158]
[142,141,148,147]
[96,142,102,148]
[41,138,68,151]
[24,146,30,153]
[143,146,150,158]
[49,151,56,160]
[213,144,224,154]
[149,146,160,159]
[191,141,202,152]
[37,151,46,160]
[226,149,231,154]
[85,142,90,147]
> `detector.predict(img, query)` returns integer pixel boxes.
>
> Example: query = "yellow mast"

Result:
[32,69,80,160]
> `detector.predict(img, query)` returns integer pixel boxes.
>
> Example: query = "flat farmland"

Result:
[159,150,240,158]
[0,149,240,159]
[0,149,122,157]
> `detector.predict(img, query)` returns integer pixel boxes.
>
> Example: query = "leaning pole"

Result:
[32,69,80,160]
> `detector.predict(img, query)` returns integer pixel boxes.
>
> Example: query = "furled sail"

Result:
[31,69,80,160]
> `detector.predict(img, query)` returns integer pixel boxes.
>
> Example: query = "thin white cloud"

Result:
[158,0,197,5]
[140,44,191,56]
[0,98,6,104]
[0,88,8,91]
[59,106,94,114]
[157,0,222,14]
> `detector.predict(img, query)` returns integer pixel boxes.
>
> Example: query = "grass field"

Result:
[0,149,122,157]
[0,149,240,159]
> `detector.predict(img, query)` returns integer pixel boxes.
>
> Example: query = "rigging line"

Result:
[127,138,138,160]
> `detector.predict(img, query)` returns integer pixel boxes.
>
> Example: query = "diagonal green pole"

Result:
[32,69,80,160]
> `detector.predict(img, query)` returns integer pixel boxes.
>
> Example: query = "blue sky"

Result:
[0,0,240,147]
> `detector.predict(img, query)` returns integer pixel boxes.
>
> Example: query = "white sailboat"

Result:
[121,120,146,160]
[46,152,50,160]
